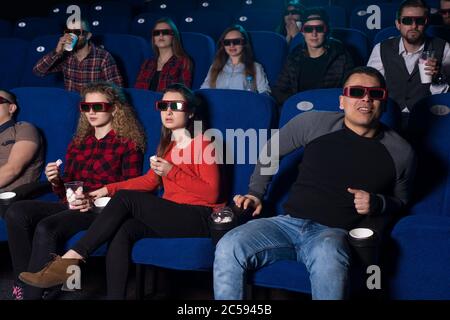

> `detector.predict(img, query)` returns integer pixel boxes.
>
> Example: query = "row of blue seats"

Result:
[2,23,449,92]
[0,31,285,90]
[0,1,445,41]
[0,86,449,299]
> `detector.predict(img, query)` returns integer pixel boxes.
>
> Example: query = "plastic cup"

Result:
[209,207,236,246]
[418,50,435,84]
[93,196,111,213]
[64,181,84,209]
[64,33,78,52]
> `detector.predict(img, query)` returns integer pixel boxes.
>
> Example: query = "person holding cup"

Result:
[4,82,144,300]
[19,84,226,300]
[368,0,450,115]
[213,67,416,300]
[33,19,123,93]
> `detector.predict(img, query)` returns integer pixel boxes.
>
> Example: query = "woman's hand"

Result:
[150,157,173,177]
[45,162,60,185]
[69,192,92,213]
[89,187,109,200]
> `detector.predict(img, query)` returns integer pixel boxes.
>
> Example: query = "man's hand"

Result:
[56,34,71,54]
[347,188,370,215]
[425,58,439,77]
[233,194,262,217]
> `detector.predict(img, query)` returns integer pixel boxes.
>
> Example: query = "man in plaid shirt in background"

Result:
[33,19,123,92]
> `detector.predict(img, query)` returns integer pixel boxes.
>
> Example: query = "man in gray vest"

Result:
[368,0,449,115]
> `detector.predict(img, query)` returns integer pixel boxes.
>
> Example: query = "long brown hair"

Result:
[151,17,190,61]
[74,82,146,152]
[156,83,202,159]
[209,25,256,90]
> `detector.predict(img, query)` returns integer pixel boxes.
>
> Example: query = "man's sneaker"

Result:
[12,282,24,300]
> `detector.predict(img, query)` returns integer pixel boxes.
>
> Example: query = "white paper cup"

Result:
[64,33,78,52]
[64,181,84,209]
[419,59,432,84]
[349,228,374,239]
[94,197,111,208]
[0,191,16,206]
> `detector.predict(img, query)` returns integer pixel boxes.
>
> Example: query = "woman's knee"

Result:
[4,201,35,226]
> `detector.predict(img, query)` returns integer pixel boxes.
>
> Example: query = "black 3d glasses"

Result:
[343,86,387,101]
[0,97,12,104]
[223,38,245,46]
[399,16,428,26]
[64,29,83,36]
[152,29,174,36]
[155,100,189,112]
[301,24,327,33]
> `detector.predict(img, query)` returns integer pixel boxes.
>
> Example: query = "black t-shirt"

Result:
[298,51,329,92]
[149,71,161,91]
[283,125,397,229]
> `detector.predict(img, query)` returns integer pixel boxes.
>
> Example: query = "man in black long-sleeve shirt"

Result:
[214,66,416,300]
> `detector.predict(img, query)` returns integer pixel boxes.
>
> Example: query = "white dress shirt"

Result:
[368,37,450,101]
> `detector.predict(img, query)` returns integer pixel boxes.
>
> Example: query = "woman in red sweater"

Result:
[19,83,225,299]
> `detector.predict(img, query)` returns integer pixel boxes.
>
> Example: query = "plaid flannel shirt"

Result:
[52,130,143,199]
[134,55,192,91]
[33,43,124,92]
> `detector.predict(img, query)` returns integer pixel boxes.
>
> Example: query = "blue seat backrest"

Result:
[350,3,397,42]
[248,31,287,87]
[0,19,12,37]
[92,34,150,87]
[12,87,80,180]
[130,13,179,39]
[330,28,369,66]
[196,0,242,12]
[372,26,399,46]
[407,93,450,217]
[195,89,277,199]
[180,32,215,90]
[266,88,401,213]
[0,38,29,89]
[20,35,65,88]
[13,17,62,40]
[178,11,233,41]
[324,5,348,28]
[124,89,163,173]
[234,8,283,32]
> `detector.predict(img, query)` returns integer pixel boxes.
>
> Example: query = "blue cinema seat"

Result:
[248,87,401,295]
[13,17,61,40]
[248,31,287,87]
[0,38,29,89]
[387,93,450,299]
[131,89,277,298]
[233,8,283,32]
[0,19,13,37]
[178,11,233,41]
[92,34,150,87]
[20,35,65,88]
[331,28,369,66]
[180,32,215,90]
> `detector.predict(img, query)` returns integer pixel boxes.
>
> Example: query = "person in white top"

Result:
[200,24,271,94]
[367,0,450,113]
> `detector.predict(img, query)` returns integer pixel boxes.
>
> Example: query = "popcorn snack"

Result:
[150,155,157,162]
[56,159,63,167]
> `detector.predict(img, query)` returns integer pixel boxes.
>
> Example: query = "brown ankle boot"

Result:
[19,255,80,289]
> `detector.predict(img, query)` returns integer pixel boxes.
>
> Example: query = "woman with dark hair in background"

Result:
[135,17,193,91]
[19,84,226,300]
[201,24,271,94]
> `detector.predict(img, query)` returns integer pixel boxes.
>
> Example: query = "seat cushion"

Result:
[132,238,215,271]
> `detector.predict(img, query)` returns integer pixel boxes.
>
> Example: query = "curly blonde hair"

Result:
[74,82,146,152]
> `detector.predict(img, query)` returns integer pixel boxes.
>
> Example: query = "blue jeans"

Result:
[214,215,351,300]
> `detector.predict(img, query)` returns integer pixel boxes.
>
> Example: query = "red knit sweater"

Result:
[106,135,226,209]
